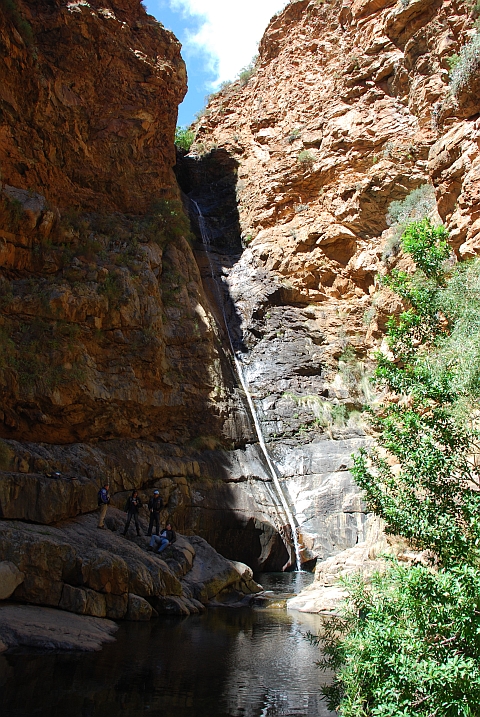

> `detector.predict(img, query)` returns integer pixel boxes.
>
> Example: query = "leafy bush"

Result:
[319,564,480,715]
[383,185,437,263]
[386,184,436,228]
[98,273,124,306]
[175,126,195,152]
[0,194,26,234]
[297,150,315,165]
[142,198,192,247]
[287,128,301,143]
[238,56,257,85]
[449,33,480,96]
[316,220,480,714]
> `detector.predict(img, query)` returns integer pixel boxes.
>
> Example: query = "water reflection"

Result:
[1,577,335,717]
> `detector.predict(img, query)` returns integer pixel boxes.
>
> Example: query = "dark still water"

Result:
[1,574,335,717]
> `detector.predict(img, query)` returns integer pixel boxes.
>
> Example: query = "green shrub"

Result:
[287,128,301,143]
[317,564,480,715]
[142,198,192,247]
[297,150,315,165]
[238,57,257,85]
[315,220,480,714]
[0,194,25,233]
[175,126,195,152]
[98,273,124,305]
[449,33,480,95]
[384,185,437,263]
[386,184,436,227]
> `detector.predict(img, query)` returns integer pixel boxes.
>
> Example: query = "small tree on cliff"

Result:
[318,220,480,716]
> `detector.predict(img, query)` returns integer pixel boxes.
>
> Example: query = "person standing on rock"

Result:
[147,489,163,537]
[122,490,142,537]
[97,482,110,530]
[149,522,176,553]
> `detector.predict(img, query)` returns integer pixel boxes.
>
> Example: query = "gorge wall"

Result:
[180,0,480,564]
[1,0,479,624]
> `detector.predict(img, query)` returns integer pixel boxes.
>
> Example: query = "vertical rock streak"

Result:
[191,199,302,570]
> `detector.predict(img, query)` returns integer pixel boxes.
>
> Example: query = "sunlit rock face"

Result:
[179,0,479,565]
[0,1,258,448]
[1,0,479,584]
[0,0,186,213]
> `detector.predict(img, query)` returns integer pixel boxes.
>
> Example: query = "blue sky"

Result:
[144,0,287,126]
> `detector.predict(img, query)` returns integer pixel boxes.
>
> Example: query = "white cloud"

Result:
[168,0,287,86]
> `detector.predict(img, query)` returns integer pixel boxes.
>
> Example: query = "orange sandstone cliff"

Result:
[1,0,480,621]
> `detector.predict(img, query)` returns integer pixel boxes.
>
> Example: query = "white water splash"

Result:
[191,199,302,570]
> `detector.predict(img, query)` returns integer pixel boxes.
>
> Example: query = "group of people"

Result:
[97,483,176,554]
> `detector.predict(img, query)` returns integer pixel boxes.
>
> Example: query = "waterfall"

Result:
[191,199,302,571]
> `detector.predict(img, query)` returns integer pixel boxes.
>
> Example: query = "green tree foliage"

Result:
[318,564,480,716]
[318,219,480,715]
[175,126,195,152]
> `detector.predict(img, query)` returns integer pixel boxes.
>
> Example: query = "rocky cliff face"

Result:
[0,0,186,212]
[2,0,479,616]
[0,0,268,623]
[0,0,254,448]
[180,0,480,566]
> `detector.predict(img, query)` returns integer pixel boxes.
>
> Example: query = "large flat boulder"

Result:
[0,510,182,619]
[182,535,263,604]
[0,604,118,652]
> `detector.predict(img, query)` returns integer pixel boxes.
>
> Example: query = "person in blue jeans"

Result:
[149,523,176,553]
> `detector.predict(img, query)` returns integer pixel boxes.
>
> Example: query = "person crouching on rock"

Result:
[147,489,163,537]
[97,482,110,530]
[122,490,142,536]
[149,522,176,553]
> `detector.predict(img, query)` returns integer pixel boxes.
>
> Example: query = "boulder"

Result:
[0,511,262,621]
[0,561,24,599]
[0,604,118,652]
[182,536,263,603]
[126,594,153,621]
[59,584,107,618]
[151,595,191,616]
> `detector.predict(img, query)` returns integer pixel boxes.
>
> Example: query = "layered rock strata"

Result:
[0,508,263,622]
[181,0,480,568]
[0,436,368,570]
[0,0,186,213]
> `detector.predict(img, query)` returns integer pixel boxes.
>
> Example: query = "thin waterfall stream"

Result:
[191,199,303,571]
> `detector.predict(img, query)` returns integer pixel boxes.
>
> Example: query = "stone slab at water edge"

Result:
[0,509,263,625]
[0,605,118,653]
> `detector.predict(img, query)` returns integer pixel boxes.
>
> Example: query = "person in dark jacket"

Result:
[122,490,142,536]
[97,482,110,529]
[147,490,163,537]
[149,523,176,553]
